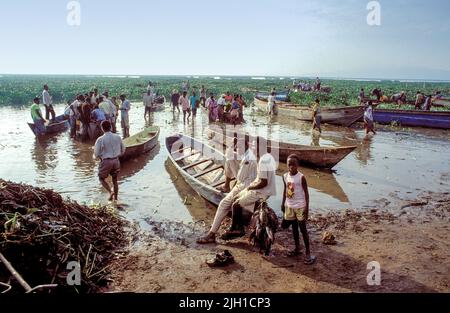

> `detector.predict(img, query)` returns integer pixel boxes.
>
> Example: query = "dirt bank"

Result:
[110,192,450,293]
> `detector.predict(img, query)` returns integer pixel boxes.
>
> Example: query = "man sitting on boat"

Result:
[221,153,277,240]
[197,139,257,244]
[30,97,46,136]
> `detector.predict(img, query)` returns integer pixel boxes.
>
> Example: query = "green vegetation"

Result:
[0,75,448,109]
[289,79,449,108]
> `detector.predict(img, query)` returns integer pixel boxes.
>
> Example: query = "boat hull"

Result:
[207,129,356,169]
[27,115,69,136]
[373,109,450,129]
[166,135,226,206]
[121,126,160,161]
[254,98,363,127]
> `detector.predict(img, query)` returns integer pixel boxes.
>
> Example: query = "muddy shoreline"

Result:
[109,192,450,293]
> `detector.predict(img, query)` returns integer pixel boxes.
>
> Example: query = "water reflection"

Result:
[31,136,59,172]
[276,163,349,203]
[120,143,161,180]
[311,132,321,146]
[164,159,214,222]
[357,136,373,166]
[69,140,97,176]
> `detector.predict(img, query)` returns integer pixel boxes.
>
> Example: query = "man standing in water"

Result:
[42,84,56,121]
[364,101,376,135]
[312,98,322,134]
[94,120,125,202]
[143,89,154,120]
[119,94,131,138]
[171,89,181,113]
[30,97,46,135]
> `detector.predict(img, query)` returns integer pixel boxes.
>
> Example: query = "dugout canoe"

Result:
[120,126,160,161]
[207,128,356,169]
[166,134,227,206]
[253,97,364,127]
[255,90,290,102]
[27,115,69,136]
[373,109,450,129]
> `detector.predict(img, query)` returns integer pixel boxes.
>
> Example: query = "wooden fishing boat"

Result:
[373,109,450,129]
[154,95,166,104]
[27,115,69,136]
[253,97,364,127]
[432,99,450,108]
[121,126,160,161]
[166,134,227,206]
[207,129,356,169]
[256,90,290,102]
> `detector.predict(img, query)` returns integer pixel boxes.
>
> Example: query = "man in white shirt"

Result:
[267,92,277,116]
[197,140,258,244]
[102,92,117,130]
[143,90,154,120]
[69,95,82,138]
[42,84,56,120]
[94,120,125,201]
[221,152,277,240]
[92,89,100,104]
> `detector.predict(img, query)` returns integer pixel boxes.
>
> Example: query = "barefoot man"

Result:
[197,139,257,244]
[94,120,125,201]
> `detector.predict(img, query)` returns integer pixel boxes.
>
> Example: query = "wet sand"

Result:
[110,192,450,293]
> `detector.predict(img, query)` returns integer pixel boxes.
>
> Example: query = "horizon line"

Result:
[0,73,449,82]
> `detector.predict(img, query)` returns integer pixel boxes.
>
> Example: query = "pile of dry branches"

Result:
[0,179,130,293]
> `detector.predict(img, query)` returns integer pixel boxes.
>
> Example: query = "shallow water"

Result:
[0,103,449,226]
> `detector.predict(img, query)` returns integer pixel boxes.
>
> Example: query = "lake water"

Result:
[1,103,449,227]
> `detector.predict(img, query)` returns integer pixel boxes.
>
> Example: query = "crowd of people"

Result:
[368,88,444,111]
[170,88,247,125]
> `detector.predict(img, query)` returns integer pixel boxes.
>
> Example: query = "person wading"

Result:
[30,97,46,136]
[171,89,181,113]
[312,98,322,134]
[364,101,376,135]
[179,91,191,124]
[94,120,125,202]
[119,95,131,138]
[42,84,56,121]
[144,90,154,121]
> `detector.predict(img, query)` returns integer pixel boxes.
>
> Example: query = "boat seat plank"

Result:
[193,165,223,179]
[182,158,212,170]
[211,177,236,188]
[174,151,199,162]
[174,146,194,154]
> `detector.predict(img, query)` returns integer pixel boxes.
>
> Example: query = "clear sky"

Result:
[0,0,449,79]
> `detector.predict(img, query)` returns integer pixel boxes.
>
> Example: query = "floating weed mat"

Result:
[0,179,130,293]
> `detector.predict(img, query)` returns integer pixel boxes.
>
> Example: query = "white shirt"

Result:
[70,100,81,117]
[42,90,52,105]
[91,95,99,105]
[104,98,116,116]
[284,172,306,209]
[217,97,226,106]
[100,101,113,115]
[267,95,276,106]
[254,153,277,198]
[143,94,153,108]
[94,132,125,160]
[364,106,373,121]
[236,150,258,187]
